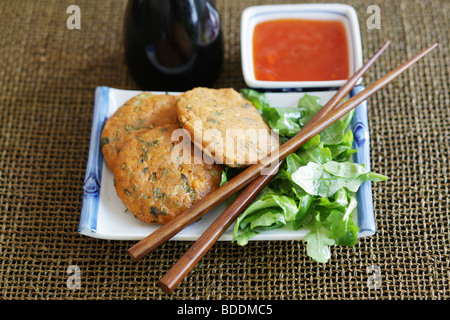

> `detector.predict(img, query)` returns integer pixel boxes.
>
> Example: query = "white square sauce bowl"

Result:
[241,4,363,90]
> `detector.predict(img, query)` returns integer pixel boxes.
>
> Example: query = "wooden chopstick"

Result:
[156,41,392,293]
[128,42,437,263]
[158,159,285,294]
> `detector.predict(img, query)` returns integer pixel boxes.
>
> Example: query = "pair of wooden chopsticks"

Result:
[128,41,437,294]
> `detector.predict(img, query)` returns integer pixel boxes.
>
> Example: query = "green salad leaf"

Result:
[226,89,387,263]
[242,88,309,137]
[232,193,298,246]
[303,214,335,263]
[291,161,386,198]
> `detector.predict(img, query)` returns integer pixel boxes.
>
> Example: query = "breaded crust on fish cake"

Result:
[101,93,179,170]
[112,124,222,224]
[176,87,280,167]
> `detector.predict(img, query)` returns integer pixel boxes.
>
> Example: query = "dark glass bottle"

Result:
[123,0,224,91]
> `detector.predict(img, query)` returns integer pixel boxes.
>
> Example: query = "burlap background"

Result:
[0,0,448,299]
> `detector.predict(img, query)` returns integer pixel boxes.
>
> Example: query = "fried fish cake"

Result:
[176,87,280,167]
[101,93,179,170]
[112,124,222,224]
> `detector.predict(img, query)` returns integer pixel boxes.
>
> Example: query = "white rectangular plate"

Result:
[78,86,375,241]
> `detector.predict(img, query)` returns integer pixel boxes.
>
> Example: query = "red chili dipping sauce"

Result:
[253,19,349,81]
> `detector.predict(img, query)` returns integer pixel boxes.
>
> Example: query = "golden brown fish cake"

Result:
[176,87,280,167]
[101,93,179,170]
[112,124,222,224]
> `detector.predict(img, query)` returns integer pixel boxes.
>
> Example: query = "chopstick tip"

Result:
[127,248,141,262]
[420,42,439,56]
[158,279,174,294]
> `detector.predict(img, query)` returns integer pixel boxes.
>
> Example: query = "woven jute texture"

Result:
[0,0,448,300]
